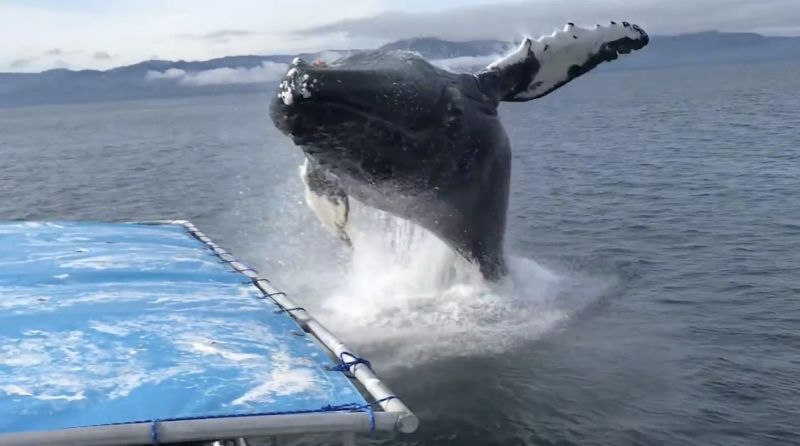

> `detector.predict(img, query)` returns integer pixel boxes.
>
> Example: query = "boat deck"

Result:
[0,221,416,445]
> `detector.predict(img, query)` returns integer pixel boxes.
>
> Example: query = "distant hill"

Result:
[609,31,800,70]
[1,32,799,108]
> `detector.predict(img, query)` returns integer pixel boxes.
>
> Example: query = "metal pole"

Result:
[180,222,419,434]
[254,279,419,433]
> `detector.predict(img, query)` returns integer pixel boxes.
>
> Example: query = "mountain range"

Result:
[1,31,799,108]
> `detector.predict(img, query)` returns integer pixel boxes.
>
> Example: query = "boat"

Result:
[0,221,417,445]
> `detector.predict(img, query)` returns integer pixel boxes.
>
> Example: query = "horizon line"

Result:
[2,29,798,75]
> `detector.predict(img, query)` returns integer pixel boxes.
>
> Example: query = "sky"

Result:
[2,0,798,73]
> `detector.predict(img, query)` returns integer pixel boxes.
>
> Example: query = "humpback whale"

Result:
[271,22,649,280]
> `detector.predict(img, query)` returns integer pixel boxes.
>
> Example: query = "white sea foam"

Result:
[256,181,616,369]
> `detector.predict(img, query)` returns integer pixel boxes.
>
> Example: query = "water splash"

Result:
[310,202,613,368]
[251,176,615,368]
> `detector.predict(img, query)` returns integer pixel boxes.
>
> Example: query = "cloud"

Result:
[0,0,386,72]
[145,61,289,87]
[145,68,187,81]
[4,0,798,73]
[9,48,75,70]
[51,59,72,69]
[143,52,506,87]
[178,29,257,43]
[93,51,112,60]
[298,0,800,42]
[8,56,75,71]
[10,57,35,69]
[187,29,253,40]
[180,63,288,86]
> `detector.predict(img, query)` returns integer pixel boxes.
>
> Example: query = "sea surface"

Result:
[1,59,799,446]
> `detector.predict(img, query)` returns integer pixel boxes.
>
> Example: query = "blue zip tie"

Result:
[329,351,372,372]
[366,405,376,431]
[151,418,160,445]
[363,396,398,431]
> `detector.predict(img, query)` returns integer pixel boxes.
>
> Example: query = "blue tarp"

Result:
[0,222,366,435]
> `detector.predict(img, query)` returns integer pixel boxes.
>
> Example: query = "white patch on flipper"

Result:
[299,159,350,244]
[488,22,647,99]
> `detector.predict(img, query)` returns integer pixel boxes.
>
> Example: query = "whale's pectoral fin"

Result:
[478,21,649,102]
[299,158,351,247]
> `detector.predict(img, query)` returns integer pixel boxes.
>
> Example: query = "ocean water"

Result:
[1,59,799,446]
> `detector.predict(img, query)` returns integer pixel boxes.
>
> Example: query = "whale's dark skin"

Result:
[271,52,510,279]
[271,22,649,280]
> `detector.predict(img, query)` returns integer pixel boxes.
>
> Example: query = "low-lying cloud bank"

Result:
[145,61,289,86]
[144,51,502,86]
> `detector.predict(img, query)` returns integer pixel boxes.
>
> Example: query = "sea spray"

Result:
[257,177,615,368]
[316,201,609,367]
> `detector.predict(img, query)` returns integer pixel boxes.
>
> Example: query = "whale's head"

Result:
[271,21,650,178]
[270,51,497,185]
